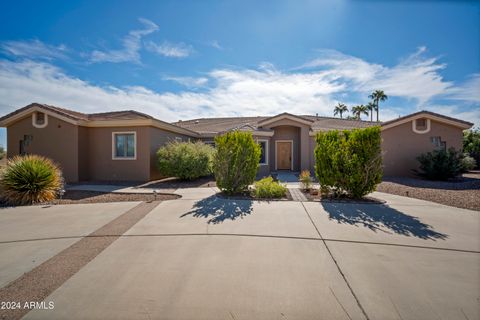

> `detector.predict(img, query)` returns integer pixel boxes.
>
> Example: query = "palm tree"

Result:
[333,103,348,119]
[368,90,388,122]
[366,102,376,122]
[351,104,369,120]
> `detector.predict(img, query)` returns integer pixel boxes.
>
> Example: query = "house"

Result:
[0,103,473,182]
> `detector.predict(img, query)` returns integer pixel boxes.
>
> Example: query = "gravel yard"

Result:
[0,190,180,207]
[377,172,480,211]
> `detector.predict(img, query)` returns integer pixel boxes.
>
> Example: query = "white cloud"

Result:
[145,41,193,58]
[163,76,209,87]
[90,18,158,63]
[446,73,480,102]
[1,39,68,60]
[209,40,223,50]
[0,46,478,128]
[300,47,453,105]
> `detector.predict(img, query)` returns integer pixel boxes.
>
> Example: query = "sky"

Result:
[0,0,479,148]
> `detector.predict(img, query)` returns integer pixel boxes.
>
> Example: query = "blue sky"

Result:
[0,0,479,148]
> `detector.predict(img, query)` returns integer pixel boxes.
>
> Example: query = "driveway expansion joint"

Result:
[300,201,371,320]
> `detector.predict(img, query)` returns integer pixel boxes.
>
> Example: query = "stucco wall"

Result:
[381,119,464,176]
[86,126,151,181]
[7,114,79,182]
[77,126,89,181]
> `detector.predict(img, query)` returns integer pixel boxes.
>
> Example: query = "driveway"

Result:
[0,190,478,320]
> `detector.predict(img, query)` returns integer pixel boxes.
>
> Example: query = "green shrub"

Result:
[299,170,313,190]
[314,126,383,198]
[461,154,477,172]
[213,131,261,194]
[156,141,214,180]
[0,146,5,160]
[253,177,287,198]
[464,129,480,168]
[0,155,63,205]
[415,148,464,180]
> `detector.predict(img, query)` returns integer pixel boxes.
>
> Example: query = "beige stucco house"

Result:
[0,103,473,182]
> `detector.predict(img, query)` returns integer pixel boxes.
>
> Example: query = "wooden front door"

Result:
[276,141,292,170]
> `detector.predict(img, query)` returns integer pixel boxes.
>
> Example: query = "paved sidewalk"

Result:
[289,187,308,201]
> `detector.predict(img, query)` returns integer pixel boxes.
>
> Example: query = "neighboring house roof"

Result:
[174,114,377,136]
[381,110,473,130]
[0,103,199,137]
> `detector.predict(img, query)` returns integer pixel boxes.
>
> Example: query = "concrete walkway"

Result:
[0,189,478,320]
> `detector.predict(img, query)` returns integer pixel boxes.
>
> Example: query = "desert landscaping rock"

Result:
[377,173,480,211]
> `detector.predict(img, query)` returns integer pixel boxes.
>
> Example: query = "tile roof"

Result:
[174,115,378,134]
[381,110,474,127]
[0,103,156,123]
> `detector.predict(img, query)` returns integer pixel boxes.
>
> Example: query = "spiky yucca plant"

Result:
[0,155,63,205]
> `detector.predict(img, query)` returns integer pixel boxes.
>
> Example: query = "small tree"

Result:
[0,146,5,160]
[315,126,383,198]
[156,141,214,180]
[213,131,261,194]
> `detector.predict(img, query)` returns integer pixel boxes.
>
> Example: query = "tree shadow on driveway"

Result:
[180,195,254,224]
[321,202,448,240]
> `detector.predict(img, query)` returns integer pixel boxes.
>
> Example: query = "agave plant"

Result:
[0,155,63,205]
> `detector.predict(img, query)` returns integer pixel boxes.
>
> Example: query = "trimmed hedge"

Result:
[314,126,383,198]
[0,155,64,205]
[253,177,287,198]
[213,131,261,194]
[156,141,214,180]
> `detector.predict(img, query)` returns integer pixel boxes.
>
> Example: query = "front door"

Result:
[276,141,292,170]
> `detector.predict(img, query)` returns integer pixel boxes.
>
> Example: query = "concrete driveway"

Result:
[0,190,478,320]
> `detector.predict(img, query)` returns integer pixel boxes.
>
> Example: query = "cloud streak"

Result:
[1,39,68,60]
[90,18,159,63]
[145,41,193,58]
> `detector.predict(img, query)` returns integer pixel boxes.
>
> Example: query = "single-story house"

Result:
[0,103,473,182]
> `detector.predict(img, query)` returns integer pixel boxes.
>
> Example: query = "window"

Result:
[175,137,183,142]
[112,132,136,160]
[32,112,48,128]
[412,118,430,134]
[258,140,268,165]
[430,136,446,150]
[416,118,426,129]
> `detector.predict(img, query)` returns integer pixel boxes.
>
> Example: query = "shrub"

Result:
[0,155,63,205]
[253,177,287,198]
[461,154,477,172]
[213,131,261,194]
[415,148,464,180]
[0,146,5,160]
[156,141,215,180]
[314,126,383,198]
[463,129,480,168]
[299,170,313,190]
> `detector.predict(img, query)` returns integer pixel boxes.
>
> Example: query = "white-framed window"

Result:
[112,132,136,160]
[258,139,269,165]
[32,112,48,128]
